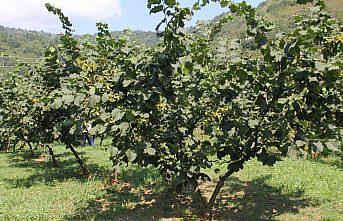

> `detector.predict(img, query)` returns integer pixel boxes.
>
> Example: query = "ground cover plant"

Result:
[0,0,342,218]
[0,145,342,220]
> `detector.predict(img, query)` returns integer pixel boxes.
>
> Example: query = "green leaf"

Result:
[122,79,133,87]
[148,0,161,4]
[165,0,176,6]
[308,77,318,82]
[296,0,313,4]
[111,108,125,122]
[110,147,119,156]
[62,95,74,105]
[118,122,130,136]
[228,127,236,137]
[95,83,103,89]
[91,124,106,135]
[278,98,288,104]
[48,46,56,53]
[296,140,306,147]
[53,98,62,109]
[102,93,109,102]
[325,141,340,152]
[69,125,76,135]
[89,87,96,95]
[89,95,100,106]
[193,126,210,142]
[74,94,85,106]
[248,120,259,128]
[126,150,137,162]
[150,5,163,14]
[299,30,307,35]
[100,112,111,121]
[313,141,324,153]
[145,147,156,156]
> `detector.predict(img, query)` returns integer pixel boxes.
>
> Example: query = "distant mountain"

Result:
[111,30,160,46]
[257,0,342,31]
[0,0,341,64]
[0,26,159,66]
[218,0,343,37]
[0,26,58,64]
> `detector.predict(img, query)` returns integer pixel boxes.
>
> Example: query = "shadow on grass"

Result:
[3,149,110,188]
[65,174,312,221]
[65,167,200,221]
[2,150,317,220]
[211,175,314,220]
[6,148,87,166]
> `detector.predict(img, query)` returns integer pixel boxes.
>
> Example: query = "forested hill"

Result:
[0,26,58,59]
[217,0,343,37]
[0,0,342,61]
[0,26,158,61]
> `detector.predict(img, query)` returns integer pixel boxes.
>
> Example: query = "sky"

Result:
[0,0,264,34]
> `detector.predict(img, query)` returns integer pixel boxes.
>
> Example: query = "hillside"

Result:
[0,26,158,66]
[219,0,343,37]
[257,0,342,31]
[0,26,58,59]
[0,0,342,65]
[0,26,59,67]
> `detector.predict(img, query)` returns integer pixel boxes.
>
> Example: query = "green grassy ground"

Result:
[0,144,342,220]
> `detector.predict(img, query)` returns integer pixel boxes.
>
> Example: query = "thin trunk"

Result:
[194,188,208,215]
[47,145,57,167]
[27,142,34,156]
[100,135,105,146]
[207,157,249,218]
[68,144,88,174]
[207,169,236,217]
[2,139,7,152]
[4,137,9,152]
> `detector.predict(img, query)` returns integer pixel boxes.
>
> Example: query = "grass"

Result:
[0,143,342,221]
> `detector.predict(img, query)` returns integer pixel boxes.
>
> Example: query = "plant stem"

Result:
[47,145,57,167]
[27,142,34,156]
[68,144,88,174]
[207,168,235,217]
[100,135,104,146]
[207,157,249,217]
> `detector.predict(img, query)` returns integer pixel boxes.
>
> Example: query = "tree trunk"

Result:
[100,135,105,146]
[27,142,34,156]
[68,144,88,174]
[47,145,57,167]
[3,137,9,152]
[207,157,249,218]
[194,188,208,215]
[207,169,236,217]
